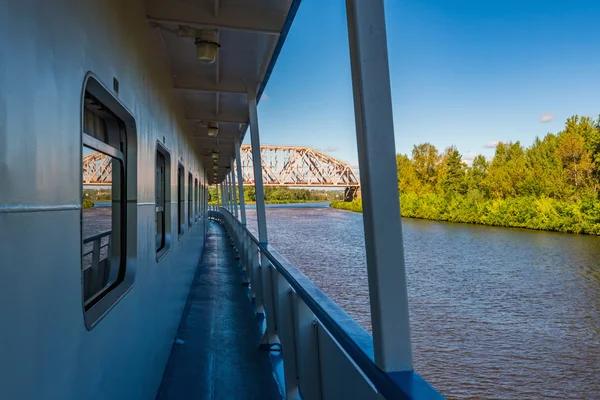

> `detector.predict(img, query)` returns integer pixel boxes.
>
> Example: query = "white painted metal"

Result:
[275,273,300,399]
[235,142,247,225]
[345,0,413,371]
[317,323,378,399]
[247,88,268,245]
[295,299,323,400]
[0,1,213,398]
[231,168,239,218]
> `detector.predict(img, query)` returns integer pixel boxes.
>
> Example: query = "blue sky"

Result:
[248,0,600,166]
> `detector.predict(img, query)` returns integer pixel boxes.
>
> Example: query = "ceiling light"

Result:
[211,152,219,160]
[195,30,220,64]
[207,126,219,137]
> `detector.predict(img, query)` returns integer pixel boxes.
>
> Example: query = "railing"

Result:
[209,207,443,400]
[82,229,112,270]
[82,230,112,302]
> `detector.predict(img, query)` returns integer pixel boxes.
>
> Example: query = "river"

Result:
[244,202,600,399]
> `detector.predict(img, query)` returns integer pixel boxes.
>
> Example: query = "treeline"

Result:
[332,115,600,234]
[209,186,343,205]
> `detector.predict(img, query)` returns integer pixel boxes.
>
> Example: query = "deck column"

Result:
[248,86,279,346]
[235,141,247,225]
[231,167,239,219]
[220,183,225,209]
[226,173,232,213]
[345,0,413,371]
[247,87,268,245]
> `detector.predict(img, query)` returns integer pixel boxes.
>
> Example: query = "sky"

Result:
[247,0,600,167]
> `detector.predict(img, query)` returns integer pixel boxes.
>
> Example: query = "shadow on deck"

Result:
[157,221,282,400]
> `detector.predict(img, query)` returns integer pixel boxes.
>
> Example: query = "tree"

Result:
[411,143,440,193]
[439,146,467,196]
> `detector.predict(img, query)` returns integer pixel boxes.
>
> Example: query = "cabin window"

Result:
[195,177,199,222]
[81,76,137,329]
[178,164,185,238]
[156,143,171,259]
[188,172,193,227]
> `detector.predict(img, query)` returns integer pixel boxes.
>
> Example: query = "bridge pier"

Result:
[343,187,360,202]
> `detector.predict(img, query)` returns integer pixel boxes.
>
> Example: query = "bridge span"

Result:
[83,145,361,200]
[239,145,360,200]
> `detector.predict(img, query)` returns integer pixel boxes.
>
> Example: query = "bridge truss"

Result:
[82,151,113,186]
[239,145,359,189]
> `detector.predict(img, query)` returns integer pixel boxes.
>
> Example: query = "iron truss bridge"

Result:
[239,145,359,198]
[82,151,113,186]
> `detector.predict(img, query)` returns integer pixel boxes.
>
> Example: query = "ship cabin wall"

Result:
[0,1,209,398]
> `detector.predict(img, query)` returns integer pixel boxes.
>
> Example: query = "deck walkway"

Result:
[157,222,282,400]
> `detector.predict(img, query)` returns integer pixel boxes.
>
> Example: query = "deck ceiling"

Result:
[147,0,296,184]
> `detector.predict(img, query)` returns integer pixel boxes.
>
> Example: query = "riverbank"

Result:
[331,193,600,235]
[208,199,327,206]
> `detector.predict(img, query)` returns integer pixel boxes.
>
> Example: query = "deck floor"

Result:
[157,222,282,400]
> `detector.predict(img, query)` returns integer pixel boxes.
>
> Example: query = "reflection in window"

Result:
[81,146,124,306]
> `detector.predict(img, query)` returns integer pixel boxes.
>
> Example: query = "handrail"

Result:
[209,207,443,399]
[83,229,112,244]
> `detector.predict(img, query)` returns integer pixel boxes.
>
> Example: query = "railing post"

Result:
[295,299,322,400]
[251,243,264,315]
[345,0,413,371]
[235,141,247,225]
[275,272,299,399]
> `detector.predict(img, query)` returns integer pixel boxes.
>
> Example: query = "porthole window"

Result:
[156,142,171,259]
[81,75,137,329]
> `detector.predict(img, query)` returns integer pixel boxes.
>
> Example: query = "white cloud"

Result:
[463,151,478,161]
[322,146,339,153]
[484,141,499,149]
[462,151,479,166]
[540,113,553,123]
[261,92,270,101]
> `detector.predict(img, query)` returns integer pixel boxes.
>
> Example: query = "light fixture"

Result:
[207,125,219,137]
[211,151,219,160]
[195,30,220,64]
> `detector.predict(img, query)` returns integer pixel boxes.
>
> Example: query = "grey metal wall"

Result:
[0,0,208,398]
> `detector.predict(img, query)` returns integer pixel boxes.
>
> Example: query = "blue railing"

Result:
[210,207,443,400]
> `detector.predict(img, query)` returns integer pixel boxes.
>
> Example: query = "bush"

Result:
[83,200,94,209]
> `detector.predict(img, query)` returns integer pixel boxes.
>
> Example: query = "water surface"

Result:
[245,203,600,399]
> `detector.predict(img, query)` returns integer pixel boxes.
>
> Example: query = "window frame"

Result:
[80,74,137,330]
[194,177,199,223]
[188,172,193,227]
[177,163,185,239]
[155,141,171,261]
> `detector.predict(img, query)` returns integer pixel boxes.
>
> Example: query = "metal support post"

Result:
[220,183,225,209]
[247,86,268,245]
[225,173,231,212]
[346,0,413,371]
[248,86,278,347]
[231,168,239,219]
[235,141,247,225]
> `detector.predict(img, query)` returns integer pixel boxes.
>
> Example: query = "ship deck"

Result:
[157,222,281,400]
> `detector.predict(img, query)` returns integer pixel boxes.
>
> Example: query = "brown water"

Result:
[245,203,600,399]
